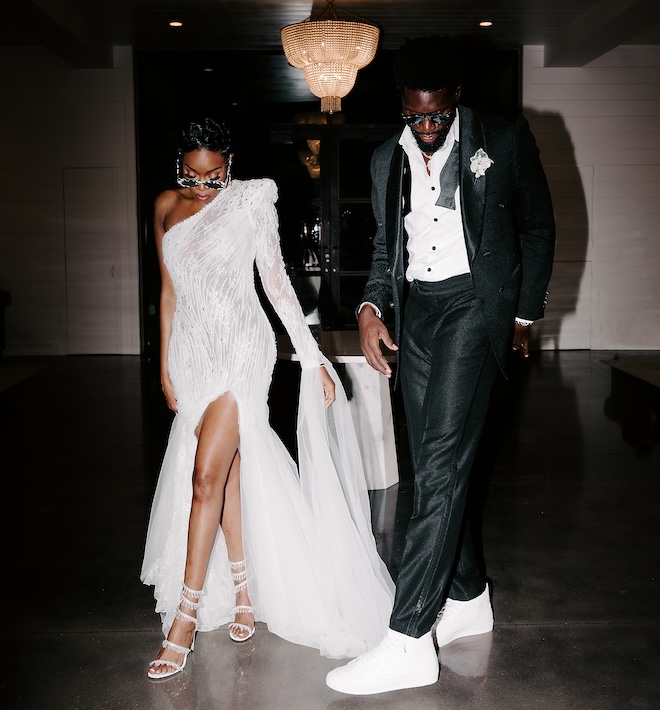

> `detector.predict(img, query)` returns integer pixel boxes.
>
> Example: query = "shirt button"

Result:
[427,267,432,272]
[431,186,436,191]
[432,246,436,250]
[434,218,438,222]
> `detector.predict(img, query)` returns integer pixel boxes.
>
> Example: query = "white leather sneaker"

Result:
[325,629,439,695]
[433,584,493,647]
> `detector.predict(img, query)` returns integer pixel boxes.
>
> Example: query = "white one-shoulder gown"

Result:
[140,178,394,659]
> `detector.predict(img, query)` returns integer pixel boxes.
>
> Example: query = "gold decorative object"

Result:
[294,111,345,178]
[281,0,380,114]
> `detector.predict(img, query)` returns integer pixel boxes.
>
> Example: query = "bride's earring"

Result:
[223,155,233,188]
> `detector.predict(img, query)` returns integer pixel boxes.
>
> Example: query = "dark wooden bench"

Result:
[602,355,660,456]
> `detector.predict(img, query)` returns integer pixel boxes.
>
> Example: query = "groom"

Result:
[326,35,556,695]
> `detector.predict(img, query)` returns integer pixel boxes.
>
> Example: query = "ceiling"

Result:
[5,0,660,68]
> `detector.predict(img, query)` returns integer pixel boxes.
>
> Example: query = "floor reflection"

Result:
[1,351,658,710]
[439,633,493,678]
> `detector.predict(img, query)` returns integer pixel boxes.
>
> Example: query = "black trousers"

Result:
[390,274,499,638]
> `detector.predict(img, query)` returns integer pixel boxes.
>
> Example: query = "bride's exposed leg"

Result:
[149,391,239,677]
[221,453,255,641]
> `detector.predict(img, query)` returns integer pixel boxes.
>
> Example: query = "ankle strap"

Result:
[162,637,192,656]
[174,607,198,627]
[180,595,200,611]
[180,583,203,612]
[182,582,203,599]
[229,559,246,570]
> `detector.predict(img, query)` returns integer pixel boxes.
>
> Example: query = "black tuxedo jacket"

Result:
[361,105,556,372]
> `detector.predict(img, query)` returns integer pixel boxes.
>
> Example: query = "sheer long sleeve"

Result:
[253,180,322,369]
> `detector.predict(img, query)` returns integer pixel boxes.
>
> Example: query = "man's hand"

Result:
[358,305,399,377]
[511,321,531,358]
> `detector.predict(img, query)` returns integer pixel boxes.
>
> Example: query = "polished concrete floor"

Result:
[1,350,658,710]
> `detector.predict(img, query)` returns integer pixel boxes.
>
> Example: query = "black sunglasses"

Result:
[176,155,233,190]
[176,177,229,189]
[401,110,455,126]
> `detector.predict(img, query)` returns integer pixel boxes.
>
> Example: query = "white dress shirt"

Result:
[399,115,470,283]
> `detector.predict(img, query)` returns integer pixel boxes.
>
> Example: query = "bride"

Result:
[141,118,394,679]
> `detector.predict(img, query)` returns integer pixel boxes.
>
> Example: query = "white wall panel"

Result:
[529,67,660,84]
[528,101,660,117]
[524,45,660,351]
[63,168,119,354]
[0,47,139,355]
[530,82,660,102]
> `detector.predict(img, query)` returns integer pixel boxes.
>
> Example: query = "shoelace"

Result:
[438,599,464,622]
[349,634,401,667]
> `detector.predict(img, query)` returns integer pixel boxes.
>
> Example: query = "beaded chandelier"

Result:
[280,0,380,114]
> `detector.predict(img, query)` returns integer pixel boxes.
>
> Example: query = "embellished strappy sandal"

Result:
[148,583,203,680]
[229,559,255,643]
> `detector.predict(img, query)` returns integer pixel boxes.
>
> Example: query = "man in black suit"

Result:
[327,36,555,695]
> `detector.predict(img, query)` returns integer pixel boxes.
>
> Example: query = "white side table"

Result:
[277,331,399,490]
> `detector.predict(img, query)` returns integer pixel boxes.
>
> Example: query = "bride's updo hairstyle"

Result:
[179,118,232,158]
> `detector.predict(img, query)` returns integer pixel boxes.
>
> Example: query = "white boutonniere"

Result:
[469,149,494,179]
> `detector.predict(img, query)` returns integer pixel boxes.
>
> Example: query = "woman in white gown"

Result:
[142,118,394,679]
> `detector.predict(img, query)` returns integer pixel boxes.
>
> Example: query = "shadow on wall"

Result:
[524,108,590,351]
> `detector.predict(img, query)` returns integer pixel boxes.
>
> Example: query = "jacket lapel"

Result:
[386,141,405,262]
[458,107,487,265]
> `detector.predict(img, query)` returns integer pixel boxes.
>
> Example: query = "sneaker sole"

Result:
[326,670,439,695]
[435,621,493,648]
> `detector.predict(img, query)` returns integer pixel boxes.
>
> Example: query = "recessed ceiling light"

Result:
[479,20,493,27]
[169,20,183,28]
[203,67,213,73]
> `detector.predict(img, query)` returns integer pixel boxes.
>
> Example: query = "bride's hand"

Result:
[320,366,335,408]
[161,375,178,412]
